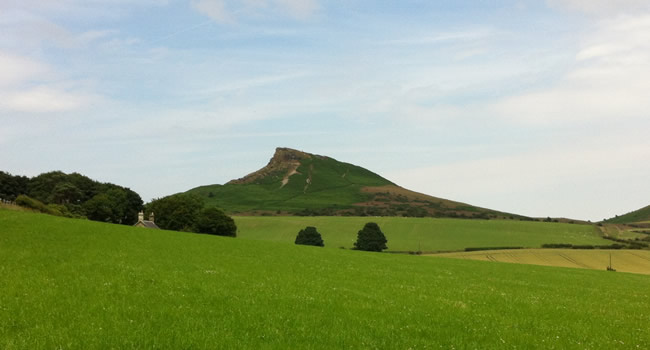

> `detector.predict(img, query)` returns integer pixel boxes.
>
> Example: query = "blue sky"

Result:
[2,0,649,221]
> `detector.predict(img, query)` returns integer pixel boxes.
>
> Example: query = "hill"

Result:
[187,147,518,218]
[605,204,650,225]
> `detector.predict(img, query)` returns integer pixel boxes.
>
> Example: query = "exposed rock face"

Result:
[227,147,313,185]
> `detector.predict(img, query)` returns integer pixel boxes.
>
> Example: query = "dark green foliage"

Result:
[145,194,204,232]
[194,207,237,237]
[295,226,324,247]
[5,170,143,224]
[14,195,76,217]
[47,182,83,205]
[83,194,114,222]
[354,222,387,252]
[0,171,29,200]
[464,247,523,252]
[15,195,49,212]
[542,243,574,248]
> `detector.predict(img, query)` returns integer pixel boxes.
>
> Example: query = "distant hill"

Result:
[186,147,520,219]
[605,205,650,225]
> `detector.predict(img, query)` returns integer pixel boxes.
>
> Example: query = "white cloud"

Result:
[547,0,650,16]
[0,52,48,87]
[491,14,650,124]
[191,0,319,23]
[275,0,318,19]
[192,0,232,23]
[0,86,96,113]
[0,51,100,113]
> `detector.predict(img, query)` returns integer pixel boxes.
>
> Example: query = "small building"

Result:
[134,211,160,229]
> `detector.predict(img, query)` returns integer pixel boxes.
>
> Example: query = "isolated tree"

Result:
[194,207,237,237]
[295,226,324,247]
[354,222,388,252]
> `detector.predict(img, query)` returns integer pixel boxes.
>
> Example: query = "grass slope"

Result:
[2,209,650,349]
[188,150,393,213]
[186,148,514,218]
[435,249,650,275]
[235,216,611,252]
[606,204,650,224]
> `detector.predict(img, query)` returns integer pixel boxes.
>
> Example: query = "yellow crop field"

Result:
[432,249,650,275]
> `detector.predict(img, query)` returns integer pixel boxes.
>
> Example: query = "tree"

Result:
[145,194,204,231]
[83,193,114,222]
[0,171,29,200]
[354,222,387,252]
[194,207,237,237]
[48,182,83,205]
[295,226,324,247]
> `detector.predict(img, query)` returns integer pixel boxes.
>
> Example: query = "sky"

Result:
[1,0,649,221]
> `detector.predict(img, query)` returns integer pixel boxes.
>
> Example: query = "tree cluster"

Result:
[293,222,388,252]
[145,194,236,237]
[1,170,143,225]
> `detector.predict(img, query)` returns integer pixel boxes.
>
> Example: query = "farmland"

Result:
[2,209,650,349]
[235,216,611,252]
[435,249,650,275]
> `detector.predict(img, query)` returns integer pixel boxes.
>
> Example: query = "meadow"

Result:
[235,216,611,252]
[435,249,650,275]
[2,209,650,349]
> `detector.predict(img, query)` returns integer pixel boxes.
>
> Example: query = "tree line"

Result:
[1,170,143,224]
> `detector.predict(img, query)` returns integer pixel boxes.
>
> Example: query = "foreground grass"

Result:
[434,249,650,275]
[235,216,610,252]
[2,209,650,349]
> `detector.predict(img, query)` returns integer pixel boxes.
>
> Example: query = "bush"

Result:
[15,195,48,212]
[146,194,204,231]
[353,222,388,252]
[542,243,573,249]
[194,207,237,237]
[464,247,523,252]
[294,226,324,247]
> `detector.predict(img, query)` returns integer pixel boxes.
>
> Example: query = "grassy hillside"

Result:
[235,216,611,252]
[2,209,650,349]
[2,209,650,348]
[605,204,650,224]
[186,148,515,219]
[188,148,392,213]
[435,249,650,275]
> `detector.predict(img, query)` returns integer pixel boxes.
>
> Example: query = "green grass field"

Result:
[606,205,650,224]
[434,249,650,275]
[2,209,650,349]
[235,216,611,252]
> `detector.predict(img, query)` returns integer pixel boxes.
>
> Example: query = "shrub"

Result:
[353,222,388,252]
[294,226,324,247]
[194,207,237,237]
[464,247,523,252]
[542,243,573,249]
[15,195,48,212]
